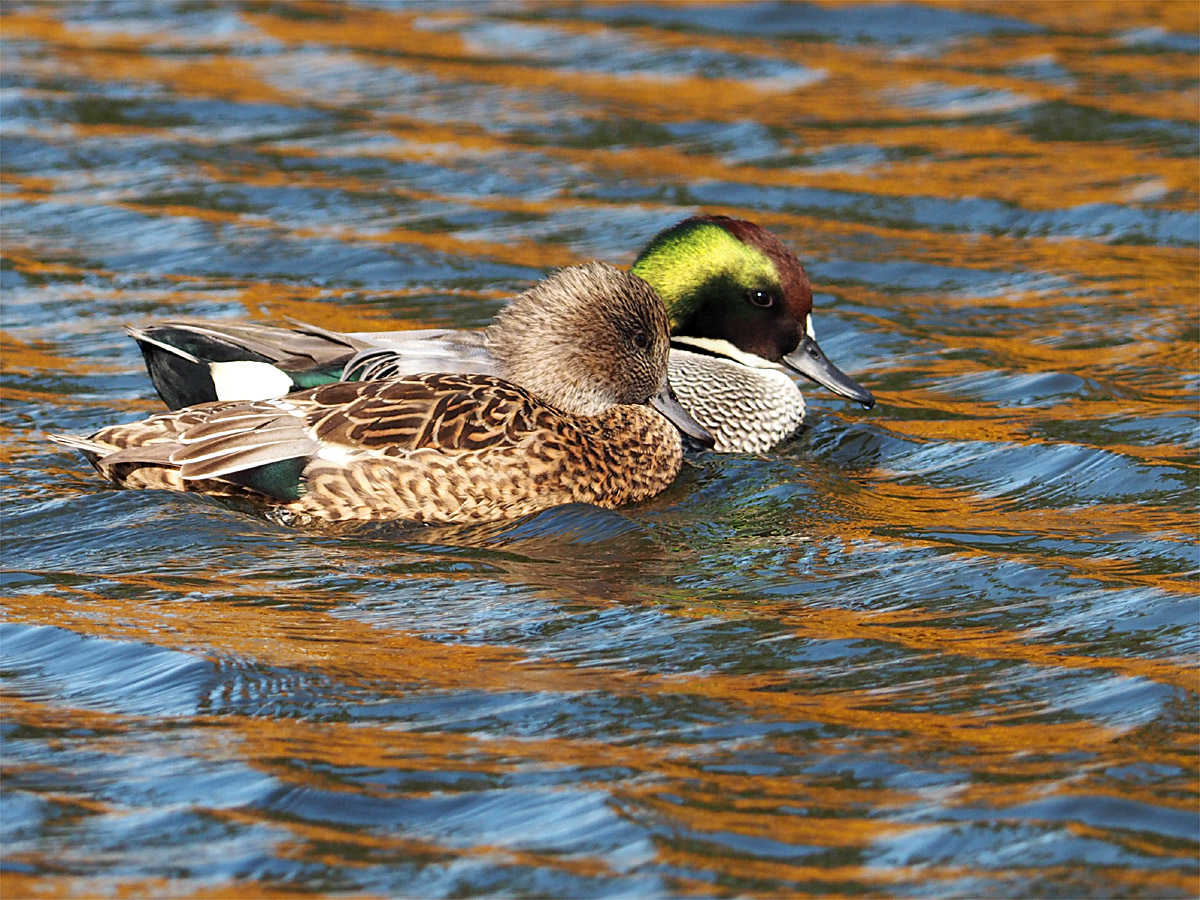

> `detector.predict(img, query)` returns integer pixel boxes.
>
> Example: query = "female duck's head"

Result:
[488,261,711,445]
[488,262,671,416]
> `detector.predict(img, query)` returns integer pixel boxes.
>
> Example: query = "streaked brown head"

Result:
[487,261,672,417]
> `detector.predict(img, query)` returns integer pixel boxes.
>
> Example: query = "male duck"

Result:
[130,216,874,453]
[51,263,711,526]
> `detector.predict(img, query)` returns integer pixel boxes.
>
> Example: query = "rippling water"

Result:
[3,2,1197,897]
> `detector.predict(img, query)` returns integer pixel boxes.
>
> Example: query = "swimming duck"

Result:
[51,263,712,526]
[130,216,874,452]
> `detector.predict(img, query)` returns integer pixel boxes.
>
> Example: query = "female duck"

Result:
[130,216,874,453]
[51,264,711,526]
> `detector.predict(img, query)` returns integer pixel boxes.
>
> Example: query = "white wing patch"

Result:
[209,361,295,402]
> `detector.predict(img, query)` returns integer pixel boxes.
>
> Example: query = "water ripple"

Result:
[3,1,1196,896]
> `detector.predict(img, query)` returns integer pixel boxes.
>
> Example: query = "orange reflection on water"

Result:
[3,577,1153,763]
[4,1,1195,894]
[9,2,1196,215]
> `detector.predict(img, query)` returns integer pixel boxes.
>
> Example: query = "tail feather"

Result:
[47,432,109,458]
[49,431,178,475]
[128,326,221,410]
[124,325,202,364]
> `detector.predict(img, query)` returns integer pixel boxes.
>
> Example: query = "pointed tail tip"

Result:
[47,432,102,455]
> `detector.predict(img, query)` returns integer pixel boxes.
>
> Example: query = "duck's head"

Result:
[631,215,874,409]
[488,261,713,445]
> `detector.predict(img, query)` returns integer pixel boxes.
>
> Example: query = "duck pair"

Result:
[52,216,874,526]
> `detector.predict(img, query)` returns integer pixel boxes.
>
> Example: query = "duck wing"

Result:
[129,319,491,409]
[162,374,546,483]
[128,319,376,409]
[340,331,494,381]
[171,404,318,480]
[50,398,318,500]
[303,373,541,454]
[130,320,372,368]
[58,374,554,504]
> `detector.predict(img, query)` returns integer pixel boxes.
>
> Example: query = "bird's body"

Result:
[56,372,684,525]
[53,263,708,525]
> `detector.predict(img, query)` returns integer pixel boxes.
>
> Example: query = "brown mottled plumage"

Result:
[51,263,708,526]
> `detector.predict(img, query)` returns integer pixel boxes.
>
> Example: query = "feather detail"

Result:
[176,441,315,482]
[124,326,203,364]
[341,332,494,381]
[47,433,110,456]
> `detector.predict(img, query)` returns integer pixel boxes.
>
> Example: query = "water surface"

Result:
[2,2,1197,897]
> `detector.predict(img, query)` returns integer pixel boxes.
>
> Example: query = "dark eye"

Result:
[632,331,649,349]
[747,289,774,308]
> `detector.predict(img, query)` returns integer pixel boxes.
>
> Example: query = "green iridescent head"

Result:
[630,215,815,363]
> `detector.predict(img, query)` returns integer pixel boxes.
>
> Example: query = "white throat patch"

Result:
[670,336,779,370]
